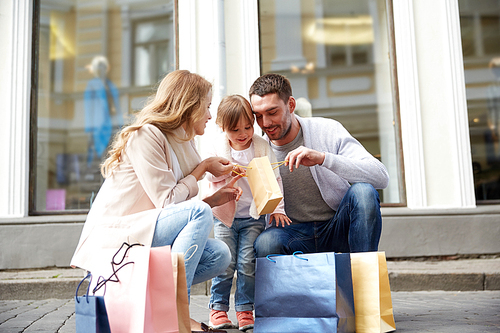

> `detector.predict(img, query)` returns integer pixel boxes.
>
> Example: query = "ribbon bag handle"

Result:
[233,160,288,177]
[75,272,92,304]
[92,242,144,294]
[266,251,308,263]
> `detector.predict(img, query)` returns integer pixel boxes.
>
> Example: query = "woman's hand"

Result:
[204,157,234,177]
[191,157,233,181]
[203,175,243,208]
[270,213,292,227]
[231,165,247,177]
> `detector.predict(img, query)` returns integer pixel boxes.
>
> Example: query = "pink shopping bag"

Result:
[90,243,179,333]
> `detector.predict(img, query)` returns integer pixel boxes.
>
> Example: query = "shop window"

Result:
[30,0,177,214]
[258,0,404,205]
[459,0,500,202]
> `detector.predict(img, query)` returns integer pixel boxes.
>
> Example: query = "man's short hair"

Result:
[249,73,292,105]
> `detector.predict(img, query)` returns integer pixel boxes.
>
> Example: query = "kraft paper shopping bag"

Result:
[350,251,396,333]
[89,243,179,333]
[172,252,191,333]
[246,156,283,215]
[254,251,355,333]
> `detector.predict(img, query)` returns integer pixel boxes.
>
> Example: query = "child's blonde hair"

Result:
[216,95,254,132]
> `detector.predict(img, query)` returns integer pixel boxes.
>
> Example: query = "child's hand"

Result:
[203,174,243,207]
[270,213,292,227]
[231,165,246,177]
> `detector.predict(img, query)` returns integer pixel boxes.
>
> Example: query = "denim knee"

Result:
[190,200,214,228]
[348,183,380,208]
[254,229,284,258]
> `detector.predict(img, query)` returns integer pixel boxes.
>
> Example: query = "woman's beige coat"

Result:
[70,124,200,270]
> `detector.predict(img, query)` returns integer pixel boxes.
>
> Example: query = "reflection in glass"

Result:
[34,0,176,212]
[459,0,500,201]
[258,0,403,204]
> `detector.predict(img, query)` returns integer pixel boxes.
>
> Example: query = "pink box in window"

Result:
[46,189,66,210]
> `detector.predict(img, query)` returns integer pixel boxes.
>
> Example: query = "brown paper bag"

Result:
[171,252,191,333]
[350,251,396,333]
[246,156,283,215]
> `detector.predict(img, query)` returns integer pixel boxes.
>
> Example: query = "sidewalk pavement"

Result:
[1,257,499,300]
[1,291,499,332]
[0,258,499,332]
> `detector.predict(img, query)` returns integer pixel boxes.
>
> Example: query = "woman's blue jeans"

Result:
[209,216,266,312]
[151,200,231,300]
[254,183,382,257]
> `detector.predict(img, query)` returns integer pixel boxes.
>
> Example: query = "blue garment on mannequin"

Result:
[84,78,123,161]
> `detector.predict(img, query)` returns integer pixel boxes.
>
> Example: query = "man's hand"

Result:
[270,213,292,228]
[203,174,243,208]
[285,146,325,172]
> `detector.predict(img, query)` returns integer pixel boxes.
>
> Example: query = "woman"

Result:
[71,70,241,333]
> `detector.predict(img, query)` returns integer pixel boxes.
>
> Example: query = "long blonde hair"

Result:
[101,70,212,177]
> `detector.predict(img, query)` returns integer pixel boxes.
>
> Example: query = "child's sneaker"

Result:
[209,310,233,329]
[236,311,254,331]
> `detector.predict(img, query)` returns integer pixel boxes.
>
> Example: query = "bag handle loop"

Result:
[232,160,288,177]
[92,242,143,294]
[75,272,92,303]
[266,251,309,263]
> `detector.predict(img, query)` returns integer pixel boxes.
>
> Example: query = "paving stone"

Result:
[0,292,499,332]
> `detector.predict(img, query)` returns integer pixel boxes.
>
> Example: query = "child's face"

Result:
[226,117,254,150]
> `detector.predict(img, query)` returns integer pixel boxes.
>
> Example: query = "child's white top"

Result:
[230,143,255,218]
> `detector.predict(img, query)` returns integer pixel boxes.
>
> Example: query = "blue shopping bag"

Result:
[254,252,355,333]
[74,273,111,333]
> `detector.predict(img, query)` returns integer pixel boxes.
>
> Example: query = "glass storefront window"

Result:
[31,0,177,213]
[459,0,500,202]
[258,0,404,204]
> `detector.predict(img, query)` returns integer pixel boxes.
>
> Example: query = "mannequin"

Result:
[84,56,124,167]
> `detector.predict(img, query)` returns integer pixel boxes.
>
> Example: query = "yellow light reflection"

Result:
[50,12,76,60]
[306,15,374,45]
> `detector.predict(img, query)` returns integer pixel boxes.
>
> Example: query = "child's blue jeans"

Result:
[209,216,266,312]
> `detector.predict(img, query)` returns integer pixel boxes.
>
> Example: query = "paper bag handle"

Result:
[92,242,143,294]
[266,251,308,263]
[233,160,287,177]
[75,272,92,303]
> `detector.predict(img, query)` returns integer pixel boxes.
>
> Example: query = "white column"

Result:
[413,0,475,208]
[392,0,427,209]
[238,0,260,94]
[442,0,475,207]
[0,0,32,217]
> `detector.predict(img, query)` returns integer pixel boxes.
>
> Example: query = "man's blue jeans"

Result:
[151,200,231,300]
[254,183,382,257]
[209,216,266,312]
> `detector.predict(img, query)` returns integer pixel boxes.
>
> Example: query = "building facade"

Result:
[1,0,499,269]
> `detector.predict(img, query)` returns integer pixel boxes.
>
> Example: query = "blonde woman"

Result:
[71,70,240,333]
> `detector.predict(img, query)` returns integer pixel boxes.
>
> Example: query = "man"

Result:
[249,73,389,257]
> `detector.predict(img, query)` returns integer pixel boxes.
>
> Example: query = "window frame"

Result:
[256,0,406,207]
[28,0,179,215]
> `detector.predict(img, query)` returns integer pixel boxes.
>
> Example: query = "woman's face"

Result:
[193,90,212,136]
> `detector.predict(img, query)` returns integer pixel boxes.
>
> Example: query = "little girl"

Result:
[206,95,290,331]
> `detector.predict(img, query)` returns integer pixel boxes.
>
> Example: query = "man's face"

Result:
[250,93,293,145]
